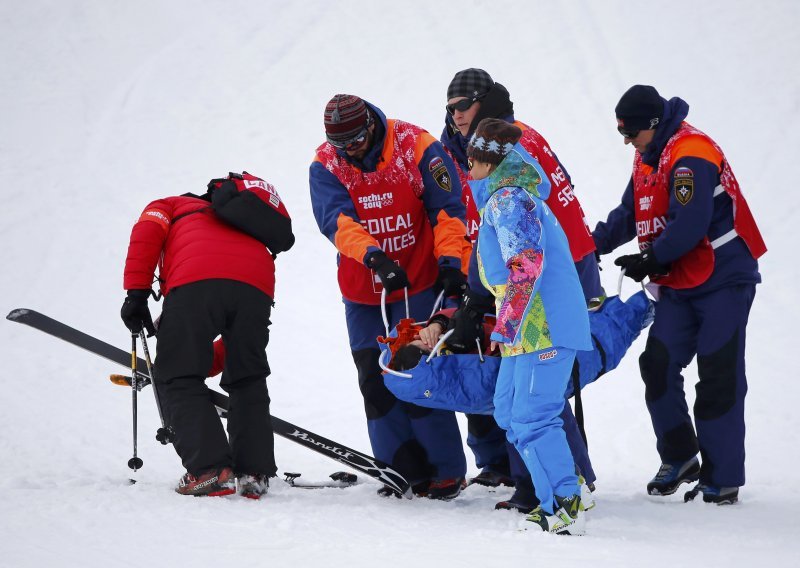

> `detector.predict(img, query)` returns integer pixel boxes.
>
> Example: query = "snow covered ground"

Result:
[2,1,799,566]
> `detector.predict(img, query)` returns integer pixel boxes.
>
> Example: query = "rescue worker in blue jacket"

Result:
[593,85,767,505]
[309,94,469,499]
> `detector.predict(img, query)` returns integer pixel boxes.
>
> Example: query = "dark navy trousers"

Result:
[640,284,755,487]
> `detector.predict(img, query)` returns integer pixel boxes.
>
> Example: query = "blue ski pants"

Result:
[493,347,579,513]
[641,284,755,488]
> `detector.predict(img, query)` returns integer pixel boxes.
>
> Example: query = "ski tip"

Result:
[6,308,31,321]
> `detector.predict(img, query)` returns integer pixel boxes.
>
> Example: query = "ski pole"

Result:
[128,334,143,471]
[138,330,173,445]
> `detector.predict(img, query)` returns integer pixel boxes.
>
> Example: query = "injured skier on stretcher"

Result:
[380,292,655,415]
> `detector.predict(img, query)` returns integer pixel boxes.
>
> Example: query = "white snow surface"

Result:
[2,1,799,566]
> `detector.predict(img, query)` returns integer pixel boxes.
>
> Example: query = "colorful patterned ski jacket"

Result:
[469,145,591,356]
[310,102,467,305]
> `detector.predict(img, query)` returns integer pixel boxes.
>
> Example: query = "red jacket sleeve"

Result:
[123,199,173,290]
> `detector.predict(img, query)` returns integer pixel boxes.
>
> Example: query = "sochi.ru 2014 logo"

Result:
[358,192,394,210]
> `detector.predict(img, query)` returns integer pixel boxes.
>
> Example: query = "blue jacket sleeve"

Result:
[418,142,467,268]
[592,177,637,254]
[651,157,718,264]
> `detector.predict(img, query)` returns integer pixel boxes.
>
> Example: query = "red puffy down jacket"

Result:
[123,173,293,299]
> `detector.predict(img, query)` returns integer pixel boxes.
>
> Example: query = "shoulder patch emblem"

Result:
[674,167,694,205]
[429,157,452,192]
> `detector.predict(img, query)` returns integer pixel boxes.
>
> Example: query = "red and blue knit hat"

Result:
[324,94,370,144]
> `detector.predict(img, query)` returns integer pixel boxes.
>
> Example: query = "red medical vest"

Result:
[316,120,439,304]
[632,122,766,289]
[515,122,596,262]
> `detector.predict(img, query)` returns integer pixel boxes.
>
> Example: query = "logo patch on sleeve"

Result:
[140,208,170,232]
[429,157,452,192]
[674,167,694,205]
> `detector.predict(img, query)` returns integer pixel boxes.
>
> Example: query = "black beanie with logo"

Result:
[615,85,666,131]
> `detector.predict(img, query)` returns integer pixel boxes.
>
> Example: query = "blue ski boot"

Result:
[647,456,700,496]
[684,483,739,505]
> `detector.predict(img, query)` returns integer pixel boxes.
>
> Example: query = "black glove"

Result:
[614,246,669,282]
[366,251,410,293]
[446,289,494,353]
[120,290,156,336]
[435,265,467,297]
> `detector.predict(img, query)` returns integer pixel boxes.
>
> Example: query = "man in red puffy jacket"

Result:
[120,172,294,499]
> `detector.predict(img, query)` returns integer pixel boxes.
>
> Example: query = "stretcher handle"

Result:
[425,329,454,363]
[424,330,485,363]
[429,290,445,320]
[381,287,411,337]
[378,348,413,379]
[617,268,648,299]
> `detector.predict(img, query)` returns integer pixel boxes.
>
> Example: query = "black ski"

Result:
[7,308,410,497]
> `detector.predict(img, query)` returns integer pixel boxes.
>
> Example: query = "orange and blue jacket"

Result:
[593,98,764,295]
[310,102,468,305]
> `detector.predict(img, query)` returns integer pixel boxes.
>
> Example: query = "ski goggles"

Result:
[446,94,485,115]
[327,117,373,151]
[617,126,641,139]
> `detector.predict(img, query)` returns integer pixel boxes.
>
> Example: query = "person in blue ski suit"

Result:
[384,292,653,417]
[440,68,603,507]
[593,85,766,504]
[466,118,592,534]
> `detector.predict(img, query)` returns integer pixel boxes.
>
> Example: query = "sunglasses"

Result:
[617,126,641,139]
[328,117,373,151]
[446,94,485,115]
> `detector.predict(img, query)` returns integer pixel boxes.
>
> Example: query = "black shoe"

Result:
[495,499,536,514]
[412,480,431,497]
[426,477,466,500]
[647,456,700,496]
[468,469,515,488]
[684,483,739,505]
[237,474,269,500]
[377,484,403,498]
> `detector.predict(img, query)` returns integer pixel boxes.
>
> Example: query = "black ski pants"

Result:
[154,279,276,477]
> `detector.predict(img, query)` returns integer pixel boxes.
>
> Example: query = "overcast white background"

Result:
[1,1,798,566]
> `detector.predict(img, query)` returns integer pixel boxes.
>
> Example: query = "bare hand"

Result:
[418,322,444,349]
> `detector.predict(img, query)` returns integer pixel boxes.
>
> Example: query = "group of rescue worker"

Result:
[119,68,765,534]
